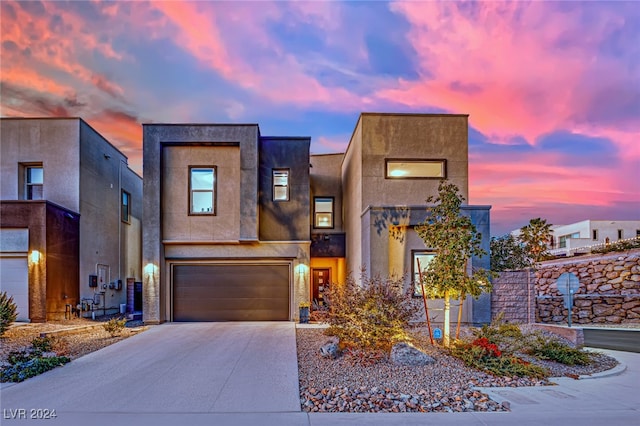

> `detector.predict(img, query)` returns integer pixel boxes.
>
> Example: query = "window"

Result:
[636,230,640,238]
[618,229,623,240]
[314,197,334,228]
[413,251,436,296]
[25,166,43,200]
[273,169,289,201]
[189,167,216,215]
[592,229,598,240]
[121,190,130,223]
[386,159,446,179]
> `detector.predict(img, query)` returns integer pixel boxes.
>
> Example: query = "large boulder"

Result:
[319,337,339,359]
[391,342,435,366]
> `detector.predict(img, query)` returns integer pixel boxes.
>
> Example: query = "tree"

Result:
[490,234,530,271]
[519,218,553,264]
[415,180,492,347]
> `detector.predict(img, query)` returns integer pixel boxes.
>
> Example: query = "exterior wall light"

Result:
[30,250,41,264]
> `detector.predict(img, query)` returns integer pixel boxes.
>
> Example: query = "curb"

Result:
[577,362,627,380]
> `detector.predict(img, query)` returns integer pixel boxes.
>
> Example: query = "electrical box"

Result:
[89,275,98,288]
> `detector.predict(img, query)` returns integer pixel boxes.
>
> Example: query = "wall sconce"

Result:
[30,250,41,264]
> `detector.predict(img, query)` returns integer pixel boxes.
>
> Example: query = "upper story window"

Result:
[25,165,43,200]
[592,229,598,240]
[189,167,216,215]
[273,169,290,201]
[386,159,446,179]
[618,229,623,240]
[314,197,334,228]
[121,190,131,223]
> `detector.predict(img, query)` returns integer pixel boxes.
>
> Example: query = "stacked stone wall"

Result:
[535,250,640,325]
[492,270,535,323]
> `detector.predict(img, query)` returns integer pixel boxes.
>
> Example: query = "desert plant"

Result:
[528,338,591,366]
[1,356,71,382]
[0,291,18,336]
[451,340,548,378]
[31,336,54,354]
[325,272,418,352]
[103,317,127,337]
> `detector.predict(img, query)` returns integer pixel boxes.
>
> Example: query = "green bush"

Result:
[325,272,418,352]
[31,336,54,354]
[0,291,18,336]
[529,338,591,366]
[103,317,127,337]
[451,341,549,378]
[471,313,524,356]
[1,356,71,382]
[1,337,70,383]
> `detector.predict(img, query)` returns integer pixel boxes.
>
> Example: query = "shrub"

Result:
[529,338,591,366]
[325,272,418,352]
[1,337,70,383]
[1,356,71,382]
[451,341,548,378]
[471,313,524,356]
[103,317,127,337]
[0,291,18,336]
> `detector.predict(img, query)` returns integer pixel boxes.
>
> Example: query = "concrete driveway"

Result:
[0,322,307,425]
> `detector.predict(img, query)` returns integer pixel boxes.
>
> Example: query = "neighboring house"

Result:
[0,118,142,321]
[142,113,491,324]
[548,220,640,256]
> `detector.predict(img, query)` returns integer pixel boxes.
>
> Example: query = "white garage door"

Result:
[0,256,29,322]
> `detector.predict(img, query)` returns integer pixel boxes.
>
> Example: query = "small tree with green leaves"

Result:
[519,218,553,264]
[415,180,492,347]
[490,234,531,271]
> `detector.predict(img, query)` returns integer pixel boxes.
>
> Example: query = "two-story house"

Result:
[0,118,142,321]
[142,113,491,324]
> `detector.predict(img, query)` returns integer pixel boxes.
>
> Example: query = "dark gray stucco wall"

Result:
[258,137,310,241]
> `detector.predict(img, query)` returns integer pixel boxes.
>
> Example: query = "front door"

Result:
[311,268,330,308]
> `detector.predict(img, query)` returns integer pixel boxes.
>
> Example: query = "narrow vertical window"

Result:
[273,169,289,201]
[190,167,215,215]
[26,166,43,200]
[314,197,334,228]
[618,229,623,240]
[413,251,436,296]
[121,190,131,223]
[592,229,598,240]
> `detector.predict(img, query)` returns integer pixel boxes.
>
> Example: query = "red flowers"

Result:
[471,337,502,358]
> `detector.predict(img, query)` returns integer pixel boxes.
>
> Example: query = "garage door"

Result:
[172,264,290,321]
[0,256,29,322]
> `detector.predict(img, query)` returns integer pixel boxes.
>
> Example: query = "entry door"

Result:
[312,268,330,307]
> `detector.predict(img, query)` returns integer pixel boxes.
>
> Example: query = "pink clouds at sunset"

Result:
[1,0,638,235]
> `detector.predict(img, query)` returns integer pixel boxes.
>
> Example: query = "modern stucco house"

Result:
[546,220,640,257]
[0,118,142,321]
[142,113,491,324]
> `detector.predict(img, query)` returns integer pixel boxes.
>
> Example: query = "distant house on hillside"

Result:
[547,220,640,257]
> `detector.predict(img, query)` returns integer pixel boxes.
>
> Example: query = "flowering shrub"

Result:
[471,337,502,358]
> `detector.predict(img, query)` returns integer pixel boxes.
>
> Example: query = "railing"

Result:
[548,236,640,257]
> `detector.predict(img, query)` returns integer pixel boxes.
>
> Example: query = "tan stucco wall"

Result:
[1,118,80,211]
[360,114,469,206]
[162,146,241,241]
[342,120,363,277]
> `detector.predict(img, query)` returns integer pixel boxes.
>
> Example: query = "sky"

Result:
[1,0,638,236]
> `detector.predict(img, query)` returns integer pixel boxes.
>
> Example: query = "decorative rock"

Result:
[390,342,435,366]
[320,338,339,359]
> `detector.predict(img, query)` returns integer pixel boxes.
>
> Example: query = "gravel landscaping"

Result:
[0,317,148,365]
[296,326,619,413]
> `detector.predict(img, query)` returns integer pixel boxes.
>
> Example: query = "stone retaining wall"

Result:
[491,250,640,326]
[535,250,640,325]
